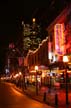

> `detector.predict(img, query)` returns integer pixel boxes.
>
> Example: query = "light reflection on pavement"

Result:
[0,82,53,108]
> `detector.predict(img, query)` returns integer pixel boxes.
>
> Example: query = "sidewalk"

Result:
[21,85,71,108]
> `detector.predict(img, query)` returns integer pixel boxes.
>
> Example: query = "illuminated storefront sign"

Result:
[48,42,52,59]
[54,23,64,55]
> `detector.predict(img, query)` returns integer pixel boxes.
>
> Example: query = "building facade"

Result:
[47,4,71,65]
[24,4,71,86]
[24,37,49,85]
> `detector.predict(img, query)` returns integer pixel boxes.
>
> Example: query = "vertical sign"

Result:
[54,23,64,55]
[48,42,52,59]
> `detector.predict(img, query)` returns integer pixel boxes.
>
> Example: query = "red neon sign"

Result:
[54,24,64,55]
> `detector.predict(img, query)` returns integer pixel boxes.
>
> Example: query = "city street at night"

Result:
[0,81,53,108]
[0,1,71,108]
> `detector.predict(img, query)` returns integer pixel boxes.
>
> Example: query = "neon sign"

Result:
[54,24,64,55]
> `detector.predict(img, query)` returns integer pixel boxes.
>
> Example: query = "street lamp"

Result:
[63,55,69,106]
[35,66,38,95]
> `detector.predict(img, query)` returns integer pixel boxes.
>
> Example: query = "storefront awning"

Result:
[38,65,48,70]
[48,61,68,70]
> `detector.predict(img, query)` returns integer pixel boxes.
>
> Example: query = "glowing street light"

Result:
[35,66,38,71]
[19,72,22,76]
[35,66,38,95]
[32,18,36,23]
[63,56,68,63]
[63,55,69,106]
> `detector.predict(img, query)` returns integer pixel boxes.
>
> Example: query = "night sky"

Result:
[0,0,21,73]
[0,0,70,73]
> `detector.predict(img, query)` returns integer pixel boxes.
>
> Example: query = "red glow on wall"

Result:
[18,57,23,66]
[9,43,15,49]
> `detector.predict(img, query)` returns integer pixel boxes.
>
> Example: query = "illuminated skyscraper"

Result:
[22,18,42,52]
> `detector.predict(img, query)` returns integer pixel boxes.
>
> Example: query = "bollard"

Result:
[55,93,58,108]
[43,92,46,102]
